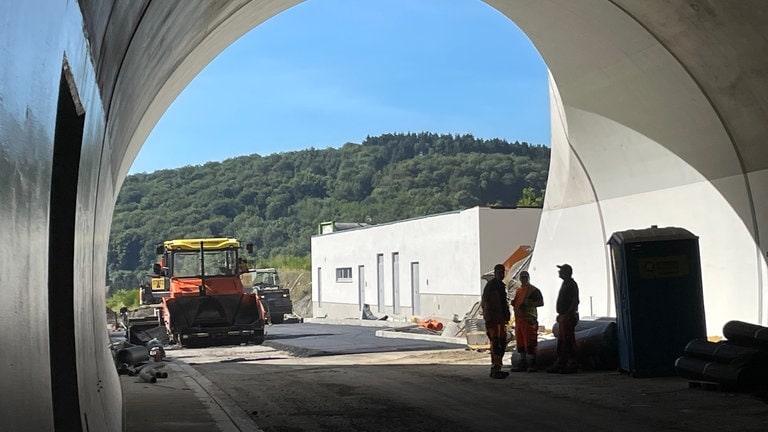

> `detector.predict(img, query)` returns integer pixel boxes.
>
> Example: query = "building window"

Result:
[336,267,352,282]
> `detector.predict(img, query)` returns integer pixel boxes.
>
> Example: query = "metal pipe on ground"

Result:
[723,321,768,348]
[116,345,149,366]
[683,339,765,367]
[674,356,756,389]
[513,320,618,370]
[138,368,157,383]
[136,362,167,382]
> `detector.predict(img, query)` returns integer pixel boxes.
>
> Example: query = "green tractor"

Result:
[241,268,293,324]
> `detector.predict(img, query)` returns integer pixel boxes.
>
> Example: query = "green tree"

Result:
[108,132,550,284]
[106,289,140,311]
[517,187,544,206]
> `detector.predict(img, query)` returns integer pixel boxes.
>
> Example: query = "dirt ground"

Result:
[170,345,768,432]
[279,269,312,318]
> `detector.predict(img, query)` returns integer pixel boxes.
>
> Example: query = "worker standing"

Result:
[237,257,249,274]
[140,282,154,305]
[510,271,544,372]
[548,264,580,374]
[481,264,511,379]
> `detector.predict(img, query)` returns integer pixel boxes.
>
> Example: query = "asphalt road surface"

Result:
[129,323,768,432]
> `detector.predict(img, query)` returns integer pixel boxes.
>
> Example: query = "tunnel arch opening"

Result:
[102,0,768,340]
[108,0,551,303]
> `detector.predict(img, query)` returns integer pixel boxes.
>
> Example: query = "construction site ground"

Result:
[122,321,768,432]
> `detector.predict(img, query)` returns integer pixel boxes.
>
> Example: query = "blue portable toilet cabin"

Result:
[608,226,706,377]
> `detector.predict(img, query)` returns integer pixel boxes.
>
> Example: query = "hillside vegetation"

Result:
[107,132,549,292]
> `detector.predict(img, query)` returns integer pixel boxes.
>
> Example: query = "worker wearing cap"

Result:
[510,271,543,372]
[237,258,249,274]
[481,264,511,379]
[548,264,580,374]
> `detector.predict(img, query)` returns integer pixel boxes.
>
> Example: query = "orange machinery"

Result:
[153,238,266,347]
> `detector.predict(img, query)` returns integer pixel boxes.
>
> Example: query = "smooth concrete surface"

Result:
[493,1,768,333]
[121,362,250,432]
[304,316,469,345]
[3,1,768,430]
[375,328,467,345]
[303,317,414,328]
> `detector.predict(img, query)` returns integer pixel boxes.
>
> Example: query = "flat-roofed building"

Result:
[311,206,541,321]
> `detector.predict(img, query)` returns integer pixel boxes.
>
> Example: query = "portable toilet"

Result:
[608,226,706,377]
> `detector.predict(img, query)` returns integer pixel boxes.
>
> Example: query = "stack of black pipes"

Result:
[675,320,768,391]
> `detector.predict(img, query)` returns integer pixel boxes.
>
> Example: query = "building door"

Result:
[358,265,365,311]
[392,252,400,314]
[411,262,420,316]
[316,267,322,307]
[50,64,87,431]
[377,254,384,313]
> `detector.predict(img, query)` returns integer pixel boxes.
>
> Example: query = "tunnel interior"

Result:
[3,1,768,431]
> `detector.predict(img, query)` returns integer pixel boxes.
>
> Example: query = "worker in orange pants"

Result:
[510,271,543,372]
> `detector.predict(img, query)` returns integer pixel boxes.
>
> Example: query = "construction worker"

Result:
[140,282,154,305]
[237,257,249,274]
[481,264,511,379]
[510,271,544,372]
[548,264,580,374]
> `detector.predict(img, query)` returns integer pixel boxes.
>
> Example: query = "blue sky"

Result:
[130,0,549,174]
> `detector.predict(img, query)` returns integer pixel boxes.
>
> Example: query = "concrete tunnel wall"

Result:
[486,0,768,333]
[1,0,768,430]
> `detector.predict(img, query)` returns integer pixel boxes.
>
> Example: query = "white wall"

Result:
[311,207,541,321]
[528,74,766,335]
[478,207,541,282]
[748,168,768,325]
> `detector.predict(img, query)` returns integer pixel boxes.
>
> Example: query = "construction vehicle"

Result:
[126,276,171,345]
[119,304,170,346]
[241,268,293,324]
[153,238,266,347]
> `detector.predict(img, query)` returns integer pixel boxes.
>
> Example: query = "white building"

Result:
[311,206,542,321]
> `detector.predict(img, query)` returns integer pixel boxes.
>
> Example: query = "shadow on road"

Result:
[192,362,768,432]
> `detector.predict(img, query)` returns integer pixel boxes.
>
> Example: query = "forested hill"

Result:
[107,132,549,290]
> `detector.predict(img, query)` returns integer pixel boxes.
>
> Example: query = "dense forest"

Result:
[107,132,549,292]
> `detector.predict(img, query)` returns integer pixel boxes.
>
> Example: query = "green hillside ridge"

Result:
[107,132,549,293]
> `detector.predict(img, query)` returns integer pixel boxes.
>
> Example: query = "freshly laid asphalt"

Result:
[260,320,461,357]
